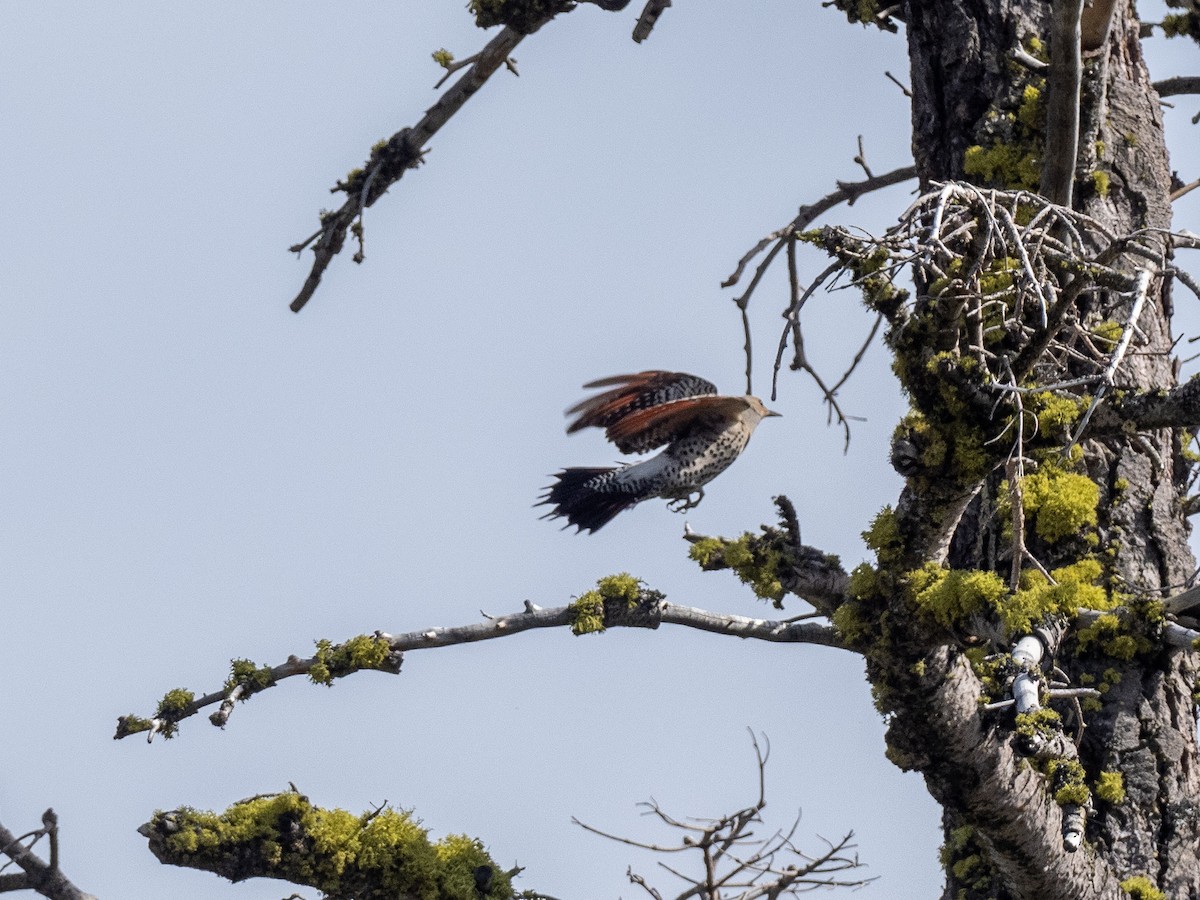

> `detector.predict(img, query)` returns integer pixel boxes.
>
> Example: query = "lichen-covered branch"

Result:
[116,575,847,740]
[288,1,655,313]
[683,495,850,614]
[140,789,516,900]
[288,24,526,312]
[0,811,96,900]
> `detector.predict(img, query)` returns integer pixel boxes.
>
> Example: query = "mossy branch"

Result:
[116,579,846,740]
[140,789,517,900]
[683,495,850,614]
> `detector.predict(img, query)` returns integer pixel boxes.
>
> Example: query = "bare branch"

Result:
[721,165,918,290]
[633,0,671,42]
[0,812,96,900]
[1155,75,1200,97]
[578,734,873,899]
[1040,0,1085,206]
[1172,178,1200,202]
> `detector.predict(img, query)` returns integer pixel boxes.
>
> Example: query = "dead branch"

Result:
[1041,0,1084,206]
[722,165,917,292]
[1154,75,1200,97]
[575,731,874,899]
[633,0,671,42]
[0,811,96,900]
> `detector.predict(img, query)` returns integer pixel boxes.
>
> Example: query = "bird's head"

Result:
[746,396,781,422]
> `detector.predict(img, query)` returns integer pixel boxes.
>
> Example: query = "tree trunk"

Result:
[890,1,1200,897]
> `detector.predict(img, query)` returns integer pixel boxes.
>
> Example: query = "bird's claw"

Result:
[667,490,704,513]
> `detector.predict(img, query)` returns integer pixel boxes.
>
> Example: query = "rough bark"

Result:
[895,1,1200,897]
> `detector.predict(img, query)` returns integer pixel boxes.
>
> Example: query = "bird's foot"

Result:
[667,489,704,513]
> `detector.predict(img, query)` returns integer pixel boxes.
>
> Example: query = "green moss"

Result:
[568,573,645,635]
[938,824,996,893]
[152,689,195,739]
[1092,170,1111,199]
[978,257,1018,299]
[1121,875,1167,900]
[309,635,396,686]
[687,537,725,567]
[568,591,606,635]
[595,573,641,603]
[1014,708,1062,742]
[1054,781,1090,805]
[114,714,154,738]
[156,688,195,718]
[1029,392,1086,437]
[963,143,1041,191]
[1017,84,1042,130]
[848,562,880,600]
[1046,758,1088,806]
[1076,610,1153,661]
[225,659,275,696]
[154,793,513,899]
[720,535,786,602]
[431,48,454,67]
[1161,13,1200,41]
[864,506,904,565]
[1004,558,1108,637]
[907,564,1008,629]
[832,601,874,646]
[1094,771,1125,804]
[1021,470,1099,543]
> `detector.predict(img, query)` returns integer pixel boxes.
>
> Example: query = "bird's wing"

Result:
[565,371,718,439]
[604,395,747,454]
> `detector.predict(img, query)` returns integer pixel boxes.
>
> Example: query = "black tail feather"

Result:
[538,467,642,534]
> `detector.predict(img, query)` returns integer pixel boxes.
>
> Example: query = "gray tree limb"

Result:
[1154,75,1200,97]
[116,593,847,740]
[288,25,526,312]
[1086,371,1200,432]
[0,812,96,900]
[1040,0,1085,206]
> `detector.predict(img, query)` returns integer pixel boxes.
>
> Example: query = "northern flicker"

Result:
[539,370,780,533]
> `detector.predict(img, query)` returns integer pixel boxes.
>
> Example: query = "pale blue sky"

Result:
[3,4,1198,898]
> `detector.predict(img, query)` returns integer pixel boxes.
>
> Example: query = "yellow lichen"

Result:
[1021,470,1099,543]
[1095,771,1125,804]
[907,564,1008,629]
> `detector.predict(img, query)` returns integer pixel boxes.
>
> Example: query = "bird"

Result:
[539,370,780,533]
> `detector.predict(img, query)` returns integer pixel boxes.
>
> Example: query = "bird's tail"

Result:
[538,467,643,534]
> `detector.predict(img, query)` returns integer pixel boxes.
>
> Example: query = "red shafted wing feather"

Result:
[565,371,718,437]
[604,395,748,454]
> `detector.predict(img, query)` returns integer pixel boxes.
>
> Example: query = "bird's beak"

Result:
[765,409,782,418]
